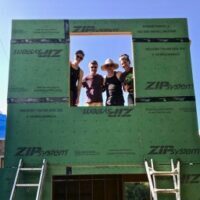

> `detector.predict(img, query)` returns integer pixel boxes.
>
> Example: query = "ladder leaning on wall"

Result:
[145,159,180,200]
[9,159,47,200]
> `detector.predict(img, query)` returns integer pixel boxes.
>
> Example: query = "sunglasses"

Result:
[91,66,97,69]
[76,55,83,61]
[105,64,114,67]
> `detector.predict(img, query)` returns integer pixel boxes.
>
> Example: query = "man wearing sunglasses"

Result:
[70,50,84,106]
[82,60,104,106]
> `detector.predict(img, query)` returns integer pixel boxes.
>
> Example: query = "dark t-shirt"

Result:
[105,72,124,106]
[70,65,80,106]
[82,74,104,103]
[70,65,80,91]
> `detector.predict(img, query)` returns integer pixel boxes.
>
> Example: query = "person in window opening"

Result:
[119,54,134,106]
[102,58,124,106]
[82,60,104,106]
[70,50,84,106]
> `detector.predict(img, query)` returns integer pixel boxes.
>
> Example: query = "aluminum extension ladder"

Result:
[10,159,47,200]
[145,159,180,200]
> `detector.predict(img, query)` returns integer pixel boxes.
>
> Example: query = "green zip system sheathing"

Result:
[0,19,199,200]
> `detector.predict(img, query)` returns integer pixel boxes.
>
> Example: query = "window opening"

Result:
[70,34,135,107]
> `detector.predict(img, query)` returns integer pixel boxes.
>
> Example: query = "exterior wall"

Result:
[0,19,199,200]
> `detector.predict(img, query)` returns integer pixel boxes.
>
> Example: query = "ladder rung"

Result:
[150,171,178,176]
[16,183,39,187]
[155,188,179,193]
[20,168,42,171]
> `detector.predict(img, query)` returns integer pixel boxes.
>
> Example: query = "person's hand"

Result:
[82,81,87,87]
[124,84,129,92]
[76,98,79,106]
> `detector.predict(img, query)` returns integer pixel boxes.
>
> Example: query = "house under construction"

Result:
[0,18,199,200]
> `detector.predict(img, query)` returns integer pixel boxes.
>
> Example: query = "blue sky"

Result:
[0,0,200,129]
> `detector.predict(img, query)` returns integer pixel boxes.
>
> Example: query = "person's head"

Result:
[101,58,119,74]
[119,54,131,70]
[74,50,85,64]
[89,60,98,75]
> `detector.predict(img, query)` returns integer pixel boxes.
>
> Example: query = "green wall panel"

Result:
[70,18,188,38]
[4,101,199,169]
[8,43,69,98]
[1,19,199,200]
[12,20,67,39]
[134,43,194,97]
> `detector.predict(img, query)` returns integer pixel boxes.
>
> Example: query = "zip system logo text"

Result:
[148,145,200,155]
[14,49,63,57]
[145,81,193,90]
